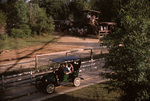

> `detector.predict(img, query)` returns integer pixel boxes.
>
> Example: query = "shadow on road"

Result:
[0,34,64,76]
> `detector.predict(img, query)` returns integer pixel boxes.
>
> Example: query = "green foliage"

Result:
[11,27,31,38]
[102,0,150,101]
[47,16,55,32]
[89,0,121,22]
[36,0,91,20]
[10,24,31,38]
[69,0,91,21]
[30,4,54,35]
[7,0,30,29]
[0,34,55,50]
[14,0,29,25]
[0,34,7,40]
[37,0,69,20]
[10,28,24,38]
[6,0,32,38]
[0,10,6,28]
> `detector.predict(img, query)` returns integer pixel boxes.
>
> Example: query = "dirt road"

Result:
[0,33,101,73]
[0,33,100,63]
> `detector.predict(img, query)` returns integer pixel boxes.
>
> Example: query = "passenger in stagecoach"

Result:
[59,64,65,73]
[92,15,96,25]
[57,64,65,81]
[68,62,74,73]
[92,15,98,25]
[64,62,74,74]
[87,12,91,23]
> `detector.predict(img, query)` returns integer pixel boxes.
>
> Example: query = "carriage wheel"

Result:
[35,79,43,90]
[46,83,55,94]
[73,77,81,87]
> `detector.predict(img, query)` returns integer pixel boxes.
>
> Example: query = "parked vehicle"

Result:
[35,56,82,94]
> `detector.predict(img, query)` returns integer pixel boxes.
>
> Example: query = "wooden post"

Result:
[35,56,38,70]
[90,49,93,71]
[66,52,68,56]
[90,49,93,61]
[2,75,4,92]
[30,70,32,85]
[106,25,108,35]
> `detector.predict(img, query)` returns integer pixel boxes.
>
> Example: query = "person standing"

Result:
[92,15,96,25]
[87,12,91,23]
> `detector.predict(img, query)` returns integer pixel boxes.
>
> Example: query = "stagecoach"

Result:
[55,9,116,38]
[55,10,101,36]
[35,56,82,94]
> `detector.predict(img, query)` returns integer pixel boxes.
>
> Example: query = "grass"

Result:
[43,82,122,101]
[0,34,57,50]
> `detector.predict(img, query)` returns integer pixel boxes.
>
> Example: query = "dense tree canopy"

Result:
[35,0,69,20]
[69,0,90,21]
[90,0,116,21]
[7,0,29,29]
[102,0,150,100]
[30,4,54,35]
[0,10,6,28]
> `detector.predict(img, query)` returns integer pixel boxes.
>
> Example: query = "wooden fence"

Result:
[35,47,106,70]
[0,47,107,92]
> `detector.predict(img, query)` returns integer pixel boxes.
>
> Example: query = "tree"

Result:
[32,0,69,20]
[6,0,31,38]
[0,10,6,28]
[69,0,91,21]
[89,0,120,22]
[89,0,132,22]
[7,0,30,29]
[30,4,54,36]
[102,0,150,101]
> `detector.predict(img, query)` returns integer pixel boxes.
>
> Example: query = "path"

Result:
[0,34,100,62]
[0,68,108,101]
[0,34,101,74]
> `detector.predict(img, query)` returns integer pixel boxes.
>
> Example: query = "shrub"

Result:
[10,25,31,38]
[0,10,6,28]
[102,1,150,101]
[30,4,54,35]
[0,34,7,40]
[20,25,31,37]
[11,28,25,38]
[32,31,37,37]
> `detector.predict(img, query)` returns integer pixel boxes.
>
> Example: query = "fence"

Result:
[0,47,107,92]
[35,47,108,70]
